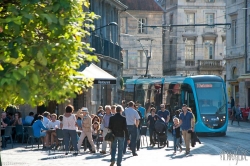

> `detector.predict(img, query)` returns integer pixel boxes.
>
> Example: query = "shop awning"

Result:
[74,63,116,84]
[237,74,250,82]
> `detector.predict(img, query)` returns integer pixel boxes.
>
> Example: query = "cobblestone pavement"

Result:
[1,121,250,166]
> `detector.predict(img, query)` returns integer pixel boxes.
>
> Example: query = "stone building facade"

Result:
[225,0,250,107]
[155,0,226,78]
[120,0,163,78]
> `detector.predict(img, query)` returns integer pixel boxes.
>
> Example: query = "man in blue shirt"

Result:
[177,104,194,155]
[123,101,140,156]
[157,104,170,140]
[138,104,146,119]
[32,115,49,148]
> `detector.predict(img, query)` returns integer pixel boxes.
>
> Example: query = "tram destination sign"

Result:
[196,83,213,88]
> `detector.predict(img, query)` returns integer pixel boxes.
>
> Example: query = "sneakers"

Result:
[110,161,115,166]
[91,150,96,154]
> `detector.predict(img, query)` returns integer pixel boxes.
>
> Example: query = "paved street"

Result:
[1,121,250,166]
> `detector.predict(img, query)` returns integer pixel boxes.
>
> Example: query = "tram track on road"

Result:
[201,131,250,155]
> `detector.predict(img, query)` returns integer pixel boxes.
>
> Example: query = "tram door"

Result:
[181,84,197,121]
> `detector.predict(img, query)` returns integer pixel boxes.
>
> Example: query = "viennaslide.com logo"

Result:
[220,146,249,165]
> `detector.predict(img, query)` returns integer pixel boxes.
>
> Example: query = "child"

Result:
[172,117,182,154]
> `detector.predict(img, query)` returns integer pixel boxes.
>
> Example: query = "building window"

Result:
[205,0,215,2]
[204,40,214,59]
[185,40,195,60]
[169,40,173,61]
[137,50,148,68]
[170,14,173,31]
[138,18,146,34]
[232,20,237,45]
[123,50,128,69]
[187,13,195,24]
[206,13,214,27]
[232,67,238,79]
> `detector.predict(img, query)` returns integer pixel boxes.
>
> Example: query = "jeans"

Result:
[165,123,168,140]
[149,128,156,144]
[231,114,240,124]
[123,125,137,154]
[111,137,125,166]
[63,129,78,152]
[136,127,141,150]
[173,135,182,152]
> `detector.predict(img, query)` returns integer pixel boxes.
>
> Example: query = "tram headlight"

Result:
[223,116,225,119]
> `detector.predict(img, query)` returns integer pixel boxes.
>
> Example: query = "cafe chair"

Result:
[26,127,44,149]
[15,125,25,144]
[2,126,14,148]
[55,129,64,150]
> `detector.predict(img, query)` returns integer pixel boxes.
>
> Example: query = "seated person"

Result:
[92,121,100,140]
[1,112,10,136]
[46,114,60,148]
[12,112,23,126]
[32,115,49,148]
[25,112,34,125]
[58,115,63,129]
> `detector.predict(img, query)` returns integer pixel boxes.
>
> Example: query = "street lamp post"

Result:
[137,38,154,77]
[94,22,118,31]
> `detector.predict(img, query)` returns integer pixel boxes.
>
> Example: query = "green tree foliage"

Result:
[0,0,98,109]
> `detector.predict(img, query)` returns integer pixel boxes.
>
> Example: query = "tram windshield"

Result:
[195,82,226,115]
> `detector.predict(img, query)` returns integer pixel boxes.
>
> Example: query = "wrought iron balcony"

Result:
[198,60,224,71]
[91,35,122,61]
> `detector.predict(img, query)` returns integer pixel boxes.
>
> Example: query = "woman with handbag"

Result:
[77,107,96,153]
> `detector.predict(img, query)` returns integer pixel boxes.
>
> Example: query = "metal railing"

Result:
[198,60,224,70]
[91,35,122,61]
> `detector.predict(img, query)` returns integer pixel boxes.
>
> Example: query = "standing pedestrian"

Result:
[109,105,130,166]
[77,107,96,153]
[147,107,157,146]
[137,103,146,124]
[135,105,142,151]
[111,105,116,114]
[100,105,113,154]
[177,104,195,155]
[62,105,78,155]
[123,101,140,156]
[231,104,241,126]
[157,104,170,140]
[172,117,182,154]
[230,97,235,109]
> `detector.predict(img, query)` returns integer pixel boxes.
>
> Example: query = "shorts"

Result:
[40,131,46,137]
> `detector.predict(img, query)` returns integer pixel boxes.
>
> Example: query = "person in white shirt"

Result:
[42,111,50,126]
[25,112,34,125]
[46,114,60,148]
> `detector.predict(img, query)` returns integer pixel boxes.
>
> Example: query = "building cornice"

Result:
[106,0,128,10]
[224,55,245,60]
